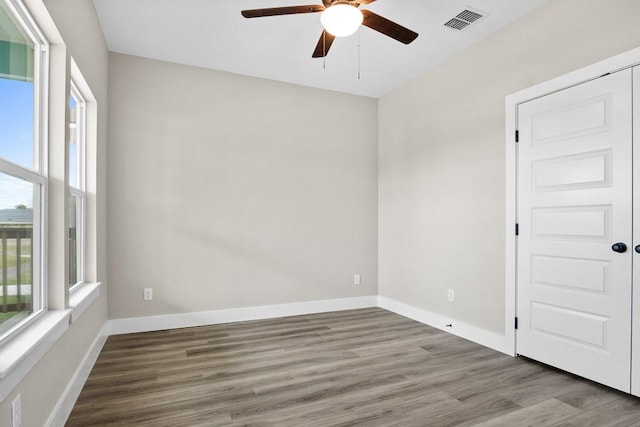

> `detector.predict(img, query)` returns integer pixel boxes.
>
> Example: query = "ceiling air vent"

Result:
[444,9,484,31]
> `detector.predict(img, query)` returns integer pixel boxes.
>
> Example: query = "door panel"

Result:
[531,205,610,239]
[517,69,633,393]
[531,149,611,192]
[531,94,611,143]
[530,302,608,349]
[531,255,609,294]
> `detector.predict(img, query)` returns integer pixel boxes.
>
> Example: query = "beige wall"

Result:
[107,53,378,319]
[379,0,640,333]
[0,0,108,426]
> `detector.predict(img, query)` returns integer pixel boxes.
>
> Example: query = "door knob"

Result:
[635,245,640,254]
[612,242,627,253]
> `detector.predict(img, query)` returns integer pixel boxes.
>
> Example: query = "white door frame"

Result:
[505,46,640,357]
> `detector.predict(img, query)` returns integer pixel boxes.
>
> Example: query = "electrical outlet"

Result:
[353,274,361,285]
[12,394,21,427]
[447,289,454,302]
[143,288,153,301]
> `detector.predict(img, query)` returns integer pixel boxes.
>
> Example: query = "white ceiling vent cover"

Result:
[444,9,484,31]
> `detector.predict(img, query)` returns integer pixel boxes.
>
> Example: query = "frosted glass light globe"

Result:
[320,4,363,37]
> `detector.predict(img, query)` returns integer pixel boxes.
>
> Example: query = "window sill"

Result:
[69,282,101,323]
[0,283,101,401]
[0,310,71,401]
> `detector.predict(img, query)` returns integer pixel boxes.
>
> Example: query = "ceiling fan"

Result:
[241,0,419,58]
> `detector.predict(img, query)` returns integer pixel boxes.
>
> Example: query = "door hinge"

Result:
[515,223,519,236]
[515,317,519,330]
[515,130,519,143]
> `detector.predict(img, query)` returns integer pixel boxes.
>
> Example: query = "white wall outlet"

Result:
[353,274,361,285]
[143,288,153,301]
[447,289,454,302]
[12,394,21,427]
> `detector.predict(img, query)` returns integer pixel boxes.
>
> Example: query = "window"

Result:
[0,0,102,402]
[68,82,85,291]
[0,0,48,341]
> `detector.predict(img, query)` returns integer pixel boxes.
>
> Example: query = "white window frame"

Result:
[0,0,103,403]
[68,80,85,292]
[0,0,49,345]
[67,58,100,324]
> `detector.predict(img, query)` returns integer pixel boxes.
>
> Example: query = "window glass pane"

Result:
[69,94,78,188]
[0,172,35,335]
[68,193,81,288]
[69,83,85,289]
[0,2,35,170]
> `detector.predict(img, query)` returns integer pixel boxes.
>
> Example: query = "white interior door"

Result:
[516,69,633,393]
[633,65,640,397]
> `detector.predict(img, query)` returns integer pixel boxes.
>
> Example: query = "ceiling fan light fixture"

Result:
[320,3,363,37]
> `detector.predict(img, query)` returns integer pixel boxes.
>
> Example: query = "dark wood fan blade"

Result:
[241,5,324,18]
[355,0,376,4]
[312,30,336,58]
[361,9,418,44]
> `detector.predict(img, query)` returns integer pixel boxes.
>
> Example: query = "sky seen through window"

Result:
[0,77,35,209]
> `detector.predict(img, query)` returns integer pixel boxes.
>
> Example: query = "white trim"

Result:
[0,0,49,344]
[6,0,47,47]
[505,46,640,356]
[44,323,108,427]
[377,296,511,355]
[505,94,518,357]
[101,295,510,352]
[106,296,379,335]
[0,310,70,401]
[69,282,100,323]
[0,158,47,184]
[68,73,87,291]
[508,52,640,108]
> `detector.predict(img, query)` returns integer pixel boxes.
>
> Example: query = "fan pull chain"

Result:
[323,31,326,70]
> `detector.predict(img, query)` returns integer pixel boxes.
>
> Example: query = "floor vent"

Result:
[444,9,484,31]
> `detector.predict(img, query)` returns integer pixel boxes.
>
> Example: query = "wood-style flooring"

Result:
[66,308,640,426]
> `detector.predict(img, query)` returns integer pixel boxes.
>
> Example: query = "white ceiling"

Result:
[93,0,549,98]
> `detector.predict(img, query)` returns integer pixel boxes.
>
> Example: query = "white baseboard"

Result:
[106,295,379,335]
[45,323,109,427]
[106,295,511,354]
[377,296,512,355]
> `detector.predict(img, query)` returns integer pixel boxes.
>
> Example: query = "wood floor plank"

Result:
[553,379,626,410]
[66,308,640,426]
[470,398,580,427]
[559,395,640,427]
